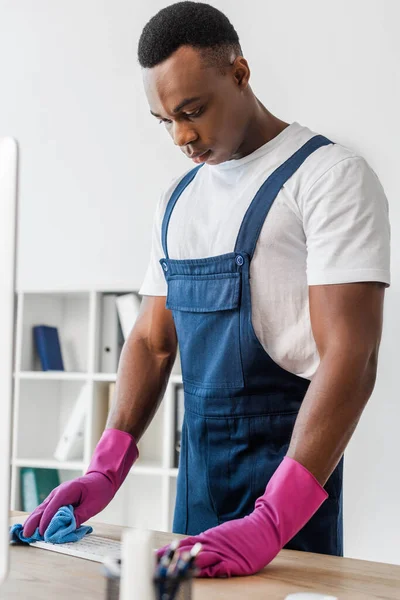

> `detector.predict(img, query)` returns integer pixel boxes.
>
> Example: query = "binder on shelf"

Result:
[53,384,89,461]
[108,382,116,414]
[99,383,116,432]
[174,384,185,468]
[33,325,64,371]
[116,293,141,340]
[20,467,60,513]
[100,294,124,373]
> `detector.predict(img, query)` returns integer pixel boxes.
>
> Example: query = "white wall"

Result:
[1,0,399,564]
[0,0,190,292]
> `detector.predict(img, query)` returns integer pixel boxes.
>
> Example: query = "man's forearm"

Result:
[106,324,177,441]
[286,347,378,486]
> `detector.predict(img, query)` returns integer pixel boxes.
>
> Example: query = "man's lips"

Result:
[189,149,211,163]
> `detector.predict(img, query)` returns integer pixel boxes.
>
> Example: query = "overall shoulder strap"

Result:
[234,135,333,259]
[161,164,204,258]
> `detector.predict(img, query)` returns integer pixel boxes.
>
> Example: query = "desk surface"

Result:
[2,512,400,599]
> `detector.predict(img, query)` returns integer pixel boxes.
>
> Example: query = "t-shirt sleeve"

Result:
[139,190,169,297]
[301,156,391,286]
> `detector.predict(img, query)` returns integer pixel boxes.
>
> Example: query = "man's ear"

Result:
[232,56,250,89]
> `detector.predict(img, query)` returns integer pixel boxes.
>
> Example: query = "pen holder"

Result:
[153,574,193,600]
[103,558,193,600]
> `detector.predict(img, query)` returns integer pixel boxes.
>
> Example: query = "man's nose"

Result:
[171,121,198,147]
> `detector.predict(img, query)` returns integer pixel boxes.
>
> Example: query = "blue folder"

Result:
[33,325,64,371]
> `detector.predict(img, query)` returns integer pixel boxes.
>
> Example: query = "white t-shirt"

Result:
[139,121,390,379]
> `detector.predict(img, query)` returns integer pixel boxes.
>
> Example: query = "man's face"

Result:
[143,45,250,166]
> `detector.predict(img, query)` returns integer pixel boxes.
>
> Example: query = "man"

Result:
[24,2,390,578]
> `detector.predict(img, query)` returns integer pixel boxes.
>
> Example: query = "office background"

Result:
[0,0,398,564]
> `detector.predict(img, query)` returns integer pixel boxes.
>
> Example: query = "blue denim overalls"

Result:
[160,135,344,556]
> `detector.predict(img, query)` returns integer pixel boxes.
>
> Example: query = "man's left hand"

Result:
[158,456,328,577]
[169,509,281,577]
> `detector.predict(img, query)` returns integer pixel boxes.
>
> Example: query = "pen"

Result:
[156,540,180,600]
[157,539,180,577]
[169,543,202,600]
[175,542,202,577]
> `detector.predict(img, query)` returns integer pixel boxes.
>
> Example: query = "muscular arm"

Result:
[106,296,177,441]
[286,282,385,485]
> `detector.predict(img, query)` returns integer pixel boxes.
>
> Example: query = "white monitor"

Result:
[0,137,18,584]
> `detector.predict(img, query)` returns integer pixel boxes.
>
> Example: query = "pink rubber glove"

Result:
[160,457,328,577]
[23,428,138,537]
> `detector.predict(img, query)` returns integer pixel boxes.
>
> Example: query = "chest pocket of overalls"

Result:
[166,271,245,389]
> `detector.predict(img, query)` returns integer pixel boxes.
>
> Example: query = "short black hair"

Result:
[137,1,242,70]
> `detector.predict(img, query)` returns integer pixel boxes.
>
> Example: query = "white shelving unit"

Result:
[10,290,183,532]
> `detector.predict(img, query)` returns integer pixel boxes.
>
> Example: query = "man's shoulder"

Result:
[298,127,374,196]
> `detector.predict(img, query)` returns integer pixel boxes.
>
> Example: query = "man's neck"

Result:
[233,98,289,160]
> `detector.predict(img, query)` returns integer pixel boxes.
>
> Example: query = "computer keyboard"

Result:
[29,534,121,563]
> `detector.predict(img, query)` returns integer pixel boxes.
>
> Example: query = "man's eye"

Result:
[158,107,204,125]
[185,107,204,119]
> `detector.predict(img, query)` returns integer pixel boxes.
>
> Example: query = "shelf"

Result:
[130,460,166,476]
[94,373,180,383]
[13,458,177,477]
[92,373,117,382]
[16,371,88,381]
[11,289,180,530]
[13,458,85,470]
[15,372,119,382]
[127,464,179,477]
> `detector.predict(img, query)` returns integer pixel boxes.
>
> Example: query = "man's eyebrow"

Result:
[172,96,202,113]
[150,96,202,118]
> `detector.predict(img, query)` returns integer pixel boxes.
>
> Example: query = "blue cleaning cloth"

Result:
[10,504,93,545]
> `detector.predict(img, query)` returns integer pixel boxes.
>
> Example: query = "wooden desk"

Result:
[2,512,400,599]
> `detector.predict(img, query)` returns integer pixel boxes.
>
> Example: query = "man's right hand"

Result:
[22,428,138,537]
